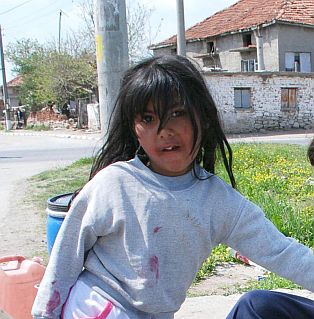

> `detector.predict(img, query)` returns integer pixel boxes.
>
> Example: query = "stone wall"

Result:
[205,71,314,133]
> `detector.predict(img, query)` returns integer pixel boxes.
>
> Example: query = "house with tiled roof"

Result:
[150,0,314,133]
[0,75,23,107]
[151,0,314,73]
[0,75,23,120]
[0,75,23,121]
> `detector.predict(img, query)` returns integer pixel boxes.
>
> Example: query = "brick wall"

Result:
[27,106,68,128]
[205,72,314,133]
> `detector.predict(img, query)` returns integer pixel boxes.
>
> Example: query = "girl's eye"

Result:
[170,109,186,118]
[142,114,154,124]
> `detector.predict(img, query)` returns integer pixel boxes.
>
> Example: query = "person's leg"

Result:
[226,290,314,319]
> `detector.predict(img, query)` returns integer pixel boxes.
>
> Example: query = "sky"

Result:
[0,0,238,81]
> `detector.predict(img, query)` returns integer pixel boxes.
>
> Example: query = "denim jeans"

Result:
[226,290,314,319]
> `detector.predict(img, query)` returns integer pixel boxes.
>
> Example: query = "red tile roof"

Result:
[152,0,314,48]
[7,75,23,87]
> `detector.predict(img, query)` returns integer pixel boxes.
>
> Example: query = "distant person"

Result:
[32,55,314,319]
[16,107,23,128]
[61,102,70,119]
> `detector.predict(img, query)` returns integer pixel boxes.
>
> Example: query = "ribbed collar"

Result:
[127,156,209,192]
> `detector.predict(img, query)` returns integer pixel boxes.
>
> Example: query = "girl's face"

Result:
[134,102,200,176]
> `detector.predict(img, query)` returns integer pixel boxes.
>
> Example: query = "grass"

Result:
[28,143,313,290]
[28,157,93,209]
[0,122,51,131]
[241,272,301,292]
[25,123,51,131]
[219,143,313,247]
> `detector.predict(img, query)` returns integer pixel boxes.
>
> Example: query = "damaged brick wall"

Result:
[27,106,69,128]
[205,72,314,133]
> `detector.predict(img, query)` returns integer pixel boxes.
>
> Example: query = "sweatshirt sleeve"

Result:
[32,190,98,319]
[223,199,314,292]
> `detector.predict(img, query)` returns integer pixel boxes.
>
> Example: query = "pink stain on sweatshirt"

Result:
[46,289,61,314]
[149,256,159,280]
[153,226,162,233]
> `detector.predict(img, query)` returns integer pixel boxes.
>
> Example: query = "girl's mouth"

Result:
[162,145,180,152]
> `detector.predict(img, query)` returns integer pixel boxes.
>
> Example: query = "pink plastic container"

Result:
[0,256,46,319]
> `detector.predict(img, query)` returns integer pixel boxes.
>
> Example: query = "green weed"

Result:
[25,123,51,131]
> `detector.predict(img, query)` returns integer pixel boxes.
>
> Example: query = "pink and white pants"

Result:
[62,279,130,319]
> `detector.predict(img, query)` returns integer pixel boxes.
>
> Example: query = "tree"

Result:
[6,39,49,110]
[5,0,160,111]
[6,39,97,111]
[75,0,160,64]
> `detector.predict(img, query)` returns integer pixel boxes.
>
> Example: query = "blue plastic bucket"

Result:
[46,193,73,255]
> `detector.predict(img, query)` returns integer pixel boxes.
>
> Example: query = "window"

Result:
[207,41,215,53]
[243,34,252,47]
[281,88,297,110]
[241,59,256,72]
[234,88,251,108]
[285,52,311,72]
[170,48,177,55]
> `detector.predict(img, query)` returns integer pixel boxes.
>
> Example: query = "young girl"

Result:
[32,55,314,319]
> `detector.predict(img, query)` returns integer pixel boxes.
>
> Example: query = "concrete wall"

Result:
[0,86,20,108]
[217,33,245,71]
[278,24,314,72]
[204,72,314,133]
[260,25,279,71]
[7,88,20,108]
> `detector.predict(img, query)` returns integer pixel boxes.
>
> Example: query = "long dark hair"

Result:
[90,55,236,188]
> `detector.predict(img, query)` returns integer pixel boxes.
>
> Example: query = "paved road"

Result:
[0,133,101,225]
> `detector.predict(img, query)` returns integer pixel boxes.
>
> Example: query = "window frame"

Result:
[207,41,215,53]
[242,33,252,47]
[281,87,297,111]
[285,52,311,72]
[234,88,252,109]
[241,59,256,72]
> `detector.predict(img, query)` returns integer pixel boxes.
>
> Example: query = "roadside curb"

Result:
[2,128,313,143]
[0,130,101,141]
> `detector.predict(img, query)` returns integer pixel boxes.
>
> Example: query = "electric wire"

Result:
[4,0,63,30]
[3,0,66,36]
[0,0,34,16]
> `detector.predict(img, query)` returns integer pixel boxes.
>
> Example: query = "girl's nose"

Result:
[159,126,174,138]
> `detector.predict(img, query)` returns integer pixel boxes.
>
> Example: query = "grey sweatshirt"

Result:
[32,156,314,319]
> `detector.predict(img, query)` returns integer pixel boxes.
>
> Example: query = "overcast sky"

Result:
[1,0,238,80]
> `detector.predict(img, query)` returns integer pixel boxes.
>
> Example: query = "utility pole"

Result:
[94,0,129,139]
[176,0,186,56]
[58,10,62,52]
[0,26,11,130]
